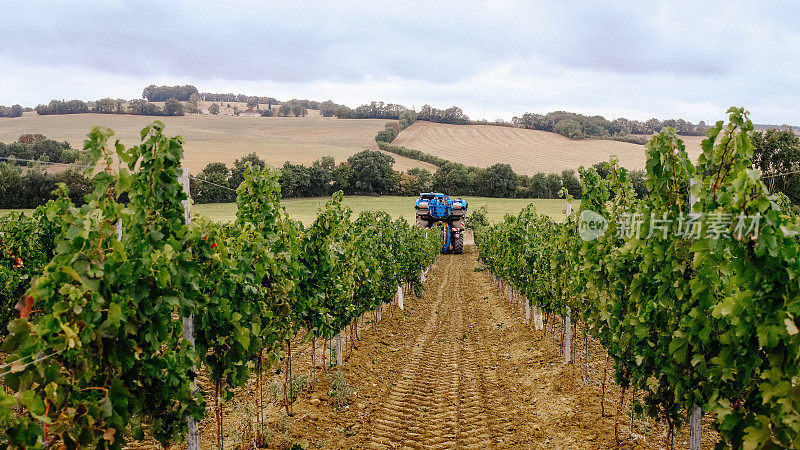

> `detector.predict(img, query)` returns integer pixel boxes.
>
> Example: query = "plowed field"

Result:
[392,121,704,175]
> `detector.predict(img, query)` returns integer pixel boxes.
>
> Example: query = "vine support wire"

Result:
[180,169,201,450]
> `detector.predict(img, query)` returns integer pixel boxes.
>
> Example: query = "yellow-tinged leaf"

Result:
[785,318,798,336]
[10,359,27,373]
[61,266,85,285]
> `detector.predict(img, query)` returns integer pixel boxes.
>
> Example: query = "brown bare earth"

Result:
[158,236,718,450]
[0,113,436,174]
[392,121,705,175]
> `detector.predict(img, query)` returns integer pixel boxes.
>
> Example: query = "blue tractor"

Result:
[414,193,468,254]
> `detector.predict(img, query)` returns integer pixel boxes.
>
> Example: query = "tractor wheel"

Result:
[453,232,464,254]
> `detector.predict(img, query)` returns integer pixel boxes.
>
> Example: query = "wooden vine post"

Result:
[564,200,572,364]
[398,285,404,310]
[688,178,701,450]
[336,332,343,366]
[180,168,201,450]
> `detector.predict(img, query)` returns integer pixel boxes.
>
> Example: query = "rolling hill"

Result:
[392,121,705,175]
[0,113,437,174]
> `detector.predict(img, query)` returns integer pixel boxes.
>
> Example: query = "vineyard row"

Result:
[0,121,440,448]
[475,108,800,449]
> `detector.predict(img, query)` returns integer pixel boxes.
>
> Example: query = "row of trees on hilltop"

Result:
[328,101,470,125]
[0,105,23,118]
[142,84,198,101]
[197,92,280,105]
[16,84,717,141]
[512,110,708,139]
[35,98,186,116]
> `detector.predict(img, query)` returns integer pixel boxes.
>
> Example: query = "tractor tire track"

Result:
[366,245,511,449]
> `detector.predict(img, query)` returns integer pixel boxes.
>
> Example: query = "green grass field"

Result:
[1,197,568,226]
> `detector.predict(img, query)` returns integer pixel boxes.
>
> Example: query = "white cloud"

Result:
[1,0,798,124]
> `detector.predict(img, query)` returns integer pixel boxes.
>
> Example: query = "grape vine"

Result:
[476,108,800,448]
[0,121,439,448]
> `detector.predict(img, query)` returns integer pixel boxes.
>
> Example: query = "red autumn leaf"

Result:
[13,257,23,268]
[15,295,33,319]
[210,242,217,249]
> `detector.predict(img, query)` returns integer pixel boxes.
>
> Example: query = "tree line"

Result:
[512,110,708,139]
[18,85,718,140]
[0,135,92,208]
[142,84,198,101]
[35,98,186,116]
[191,149,593,203]
[0,105,23,118]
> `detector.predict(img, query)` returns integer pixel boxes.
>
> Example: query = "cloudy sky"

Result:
[1,1,799,124]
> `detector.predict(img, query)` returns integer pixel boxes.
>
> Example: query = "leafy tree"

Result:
[209,103,220,115]
[0,163,23,208]
[163,98,185,116]
[279,162,312,198]
[400,167,433,195]
[142,84,198,101]
[194,162,234,203]
[375,128,397,143]
[346,150,397,195]
[260,109,274,117]
[35,100,89,115]
[480,163,517,197]
[16,134,46,145]
[291,105,308,117]
[399,110,417,130]
[279,104,291,117]
[433,162,472,195]
[751,128,800,203]
[554,119,584,139]
[0,105,23,118]
[561,169,581,198]
[629,169,648,198]
[91,98,116,114]
[54,169,92,205]
[309,156,335,196]
[128,99,162,116]
[230,153,266,189]
[545,173,562,198]
[331,162,352,192]
[526,173,548,198]
[319,100,342,117]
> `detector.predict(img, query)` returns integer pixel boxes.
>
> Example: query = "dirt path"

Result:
[280,239,665,449]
